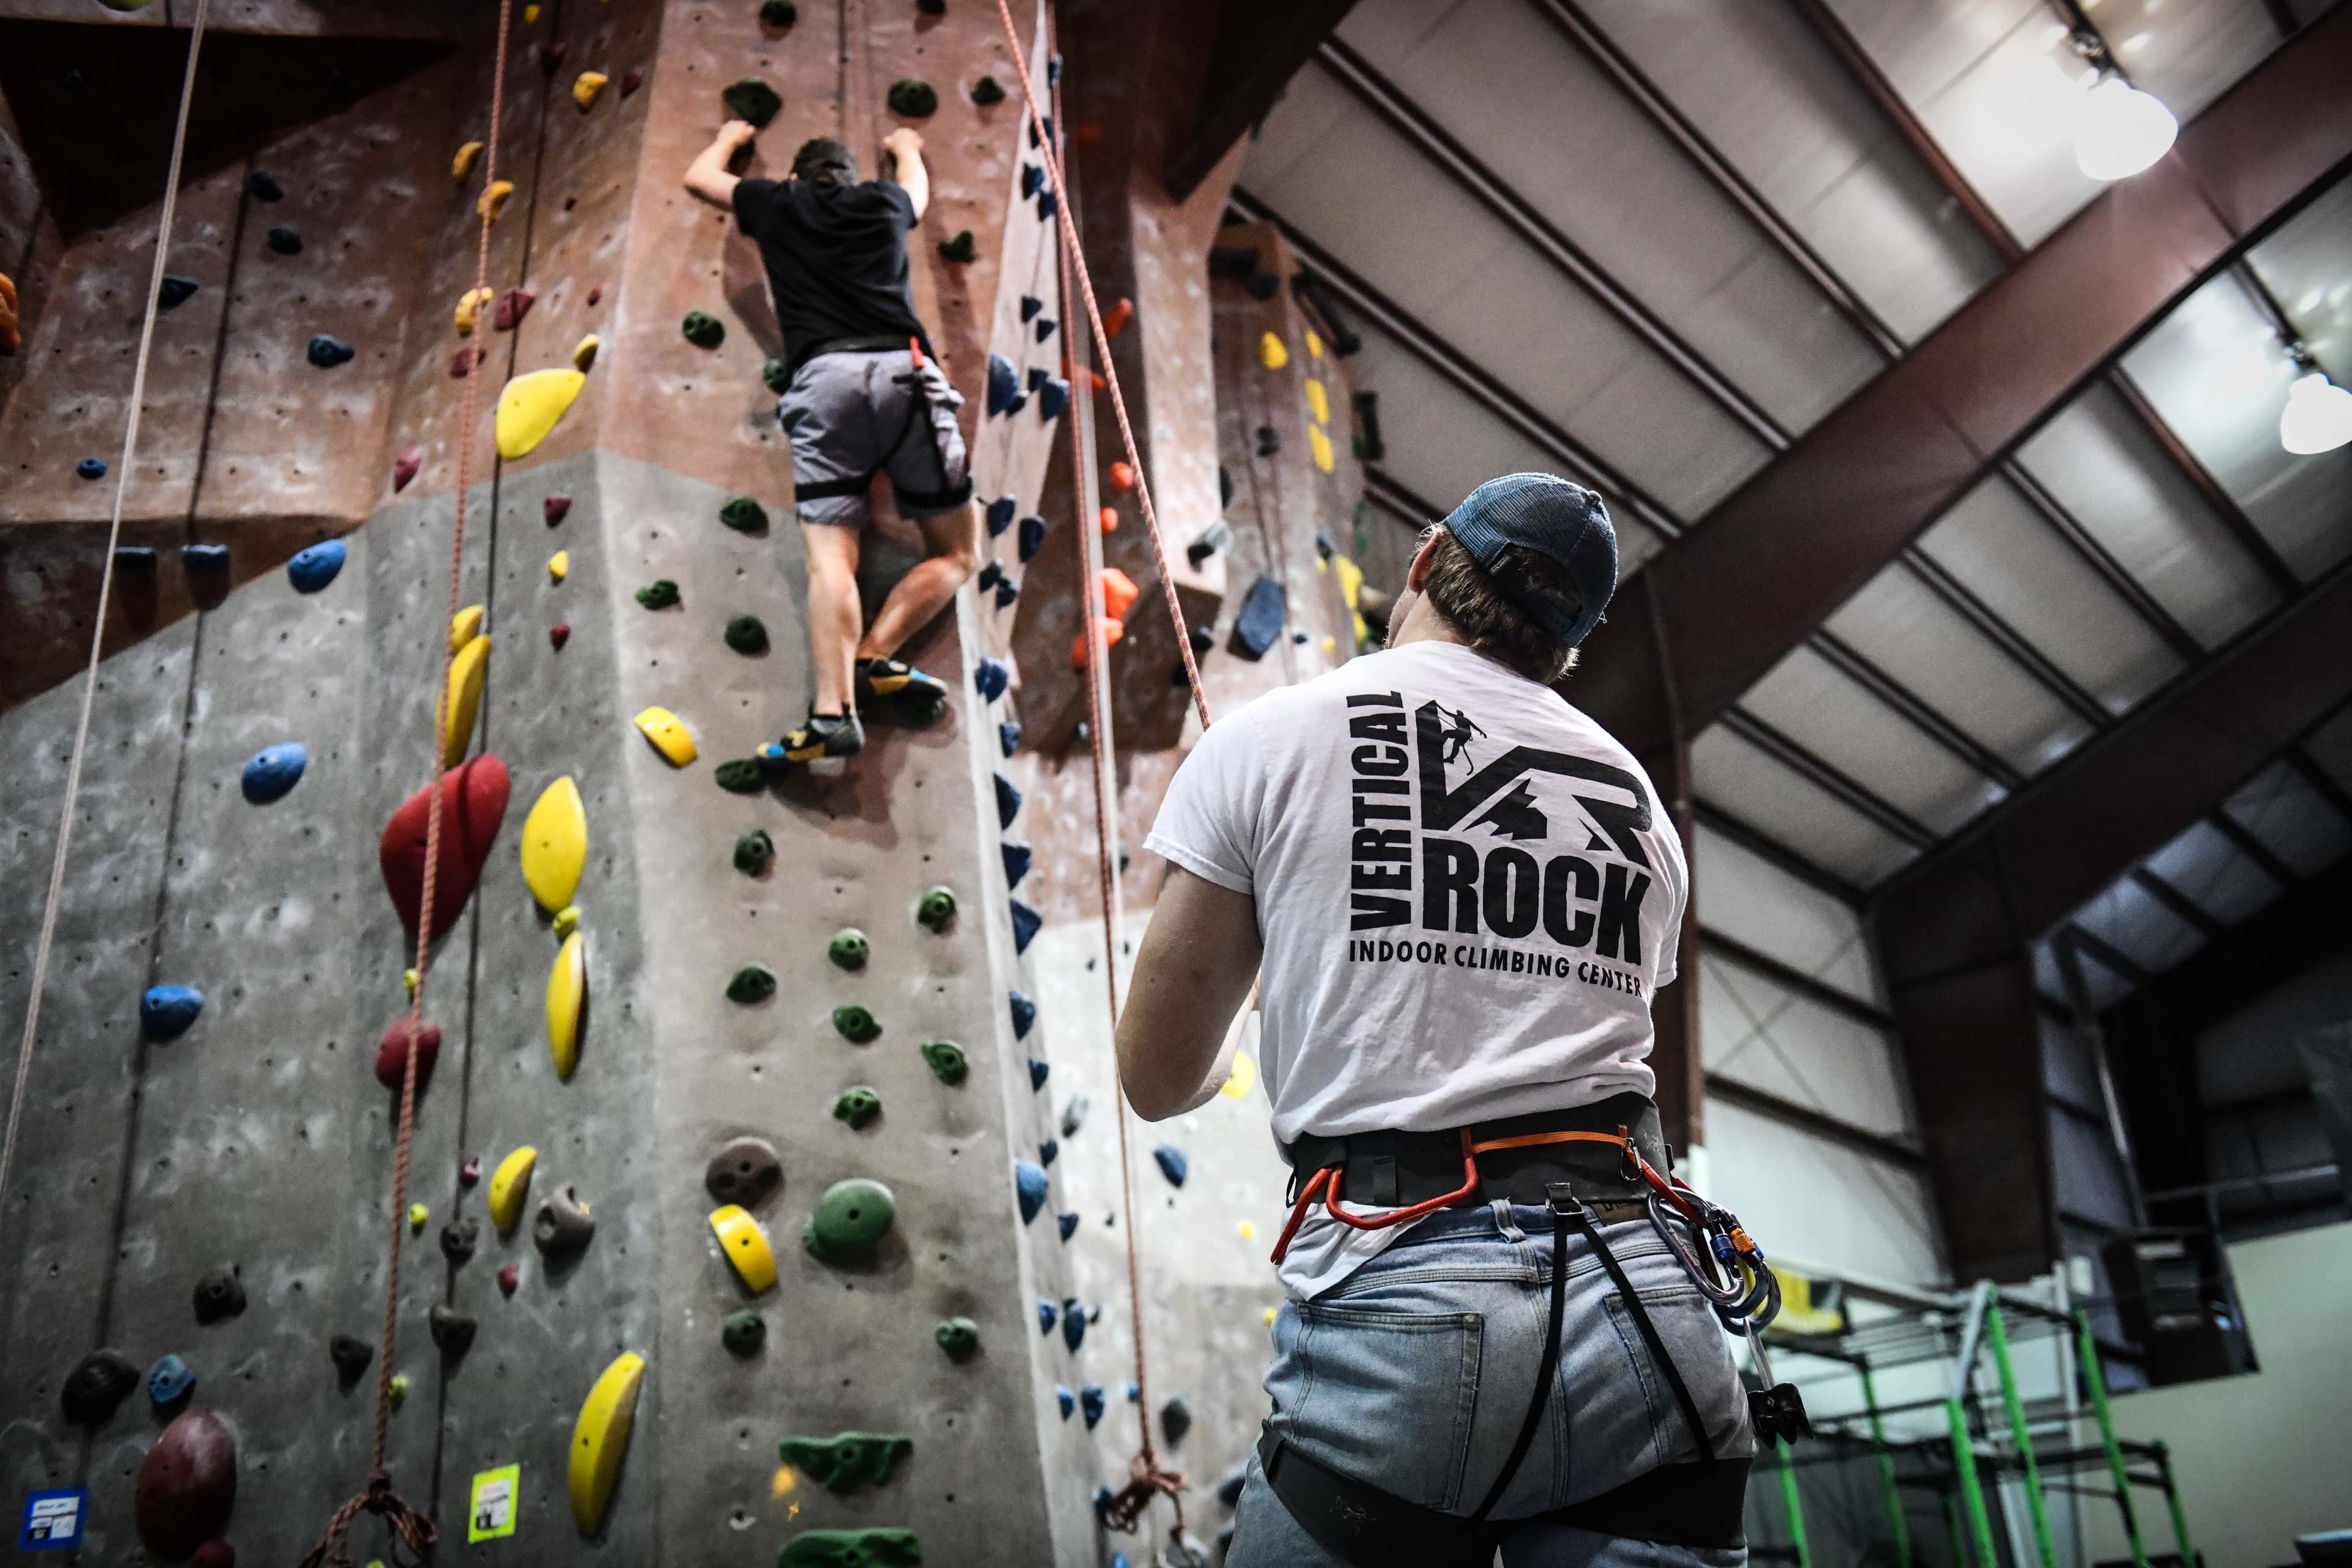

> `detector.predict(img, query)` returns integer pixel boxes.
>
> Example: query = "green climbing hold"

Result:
[682,311,726,349]
[719,494,770,533]
[762,357,793,394]
[829,929,869,970]
[716,758,767,794]
[919,1039,968,1086]
[635,579,679,609]
[936,230,976,264]
[723,1310,766,1356]
[778,1530,922,1568]
[935,1317,979,1360]
[802,1177,897,1264]
[728,964,777,1005]
[759,0,797,25]
[832,1005,880,1043]
[723,78,783,129]
[832,1085,881,1129]
[780,1432,913,1493]
[970,75,1005,106]
[916,887,956,932]
[886,79,937,118]
[725,614,769,654]
[734,829,774,875]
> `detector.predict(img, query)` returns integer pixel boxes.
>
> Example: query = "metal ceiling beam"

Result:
[1694,800,1868,910]
[2204,806,2301,889]
[1719,708,1939,850]
[2129,867,2227,940]
[1706,1076,1929,1174]
[1161,0,1363,202]
[1702,925,1896,1032]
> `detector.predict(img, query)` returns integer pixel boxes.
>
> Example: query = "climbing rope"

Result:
[301,2,516,1562]
[0,0,214,1267]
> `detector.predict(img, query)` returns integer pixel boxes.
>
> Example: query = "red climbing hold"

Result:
[498,1262,519,1295]
[393,444,423,492]
[587,285,603,306]
[450,347,481,380]
[1098,507,1120,534]
[494,288,536,331]
[1107,461,1135,493]
[136,1407,235,1558]
[461,1154,481,1186]
[1102,297,1133,341]
[549,623,571,650]
[619,66,644,98]
[374,1017,442,1093]
[378,753,511,937]
[544,494,571,526]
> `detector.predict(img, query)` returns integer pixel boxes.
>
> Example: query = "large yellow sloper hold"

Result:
[546,930,586,1080]
[521,775,587,911]
[570,1351,646,1536]
[441,634,492,767]
[489,1145,538,1235]
[708,1205,777,1294]
[633,707,696,766]
[496,368,587,460]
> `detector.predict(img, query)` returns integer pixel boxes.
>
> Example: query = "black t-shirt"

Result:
[732,176,931,373]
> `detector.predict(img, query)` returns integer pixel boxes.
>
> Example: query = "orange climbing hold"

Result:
[1099,567,1139,622]
[1098,507,1119,534]
[1107,461,1135,493]
[1102,296,1133,341]
[0,273,18,355]
[1071,620,1125,670]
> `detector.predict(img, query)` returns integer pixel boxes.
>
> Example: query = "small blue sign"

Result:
[20,1488,86,1550]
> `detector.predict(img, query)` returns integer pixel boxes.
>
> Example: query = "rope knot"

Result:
[1101,1449,1186,1533]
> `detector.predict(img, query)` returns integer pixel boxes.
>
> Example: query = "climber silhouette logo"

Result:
[1412,701,1652,869]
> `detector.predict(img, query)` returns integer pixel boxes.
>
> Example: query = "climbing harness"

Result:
[782,334,973,514]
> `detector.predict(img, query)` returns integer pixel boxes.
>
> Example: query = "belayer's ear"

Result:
[1405,530,1441,592]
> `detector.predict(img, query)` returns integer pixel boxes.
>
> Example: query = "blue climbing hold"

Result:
[1063,1298,1086,1351]
[974,657,1009,702]
[146,1354,195,1407]
[1009,990,1035,1039]
[1017,514,1047,562]
[1010,899,1041,955]
[1002,391,1028,417]
[1080,1384,1105,1427]
[993,576,1019,610]
[76,458,106,480]
[995,774,1022,829]
[1036,377,1068,423]
[985,494,1016,537]
[1093,1485,1117,1521]
[987,352,1018,416]
[1037,188,1058,221]
[1020,294,1042,322]
[1035,316,1057,344]
[116,546,156,573]
[1028,1057,1048,1091]
[1026,366,1049,393]
[1231,575,1287,661]
[140,986,204,1040]
[1153,1145,1188,1188]
[158,274,200,309]
[999,720,1022,758]
[286,539,346,593]
[241,742,307,803]
[307,334,356,368]
[1038,1298,1058,1335]
[1114,1555,1129,1568]
[182,543,230,571]
[1039,1138,1058,1167]
[1218,1468,1248,1507]
[976,560,1002,592]
[1126,1381,1140,1402]
[1020,164,1042,198]
[1058,1212,1079,1242]
[1014,1159,1048,1225]
[1001,840,1032,889]
[1056,1384,1076,1419]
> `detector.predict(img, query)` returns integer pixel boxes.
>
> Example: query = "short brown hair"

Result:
[1419,524,1585,684]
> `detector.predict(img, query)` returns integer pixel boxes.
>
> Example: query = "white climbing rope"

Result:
[0,0,214,1244]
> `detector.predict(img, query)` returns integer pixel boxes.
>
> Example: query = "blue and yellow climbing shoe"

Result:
[855,657,949,717]
[778,710,864,764]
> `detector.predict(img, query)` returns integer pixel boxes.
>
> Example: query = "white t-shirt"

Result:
[1144,639,1689,1297]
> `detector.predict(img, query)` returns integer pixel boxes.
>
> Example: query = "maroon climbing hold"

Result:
[450,347,481,379]
[494,288,536,331]
[587,285,603,306]
[549,623,571,650]
[538,38,568,75]
[498,1262,519,1296]
[544,494,571,526]
[373,1017,442,1093]
[136,1407,236,1558]
[460,1154,481,1186]
[191,1541,235,1568]
[378,753,511,936]
[564,195,578,212]
[619,67,643,98]
[393,444,423,492]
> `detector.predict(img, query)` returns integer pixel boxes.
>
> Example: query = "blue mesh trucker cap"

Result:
[1438,473,1618,647]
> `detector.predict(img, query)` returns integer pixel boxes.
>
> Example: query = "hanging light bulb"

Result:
[2075,75,2177,180]
[2280,371,2352,456]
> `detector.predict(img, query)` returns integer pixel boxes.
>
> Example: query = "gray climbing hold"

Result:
[240,742,306,803]
[146,1353,195,1408]
[886,78,937,118]
[1014,1159,1047,1224]
[533,1185,595,1257]
[328,1335,372,1385]
[1061,1093,1090,1137]
[1161,1395,1193,1445]
[77,457,106,480]
[936,1317,979,1360]
[971,75,1005,105]
[1038,1298,1058,1334]
[265,225,302,255]
[1011,899,1041,954]
[919,1039,967,1085]
[1063,1298,1086,1351]
[718,494,769,532]
[705,1137,783,1207]
[62,1350,139,1424]
[721,78,782,127]
[635,578,680,609]
[1056,1384,1075,1419]
[1017,513,1046,562]
[1058,1212,1079,1242]
[999,719,1022,757]
[191,1267,244,1325]
[1028,1056,1047,1090]
[1037,377,1069,421]
[916,886,957,932]
[735,829,774,875]
[832,1085,881,1129]
[1230,575,1286,660]
[727,964,777,1004]
[1153,1145,1188,1187]
[307,334,355,368]
[1080,1384,1106,1427]
[141,985,203,1040]
[429,1303,477,1357]
[986,355,1017,417]
[802,1177,895,1264]
[829,928,869,969]
[937,230,976,263]
[439,1217,479,1265]
[985,492,1016,535]
[974,657,1009,701]
[1001,841,1031,888]
[724,1309,766,1355]
[715,758,766,794]
[286,540,345,592]
[994,774,1021,828]
[248,170,284,201]
[681,311,725,349]
[725,614,769,654]
[832,1005,881,1043]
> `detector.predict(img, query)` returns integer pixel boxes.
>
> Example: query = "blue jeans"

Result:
[1228,1202,1755,1567]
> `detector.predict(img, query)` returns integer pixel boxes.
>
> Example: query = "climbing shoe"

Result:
[780,710,864,764]
[855,657,949,715]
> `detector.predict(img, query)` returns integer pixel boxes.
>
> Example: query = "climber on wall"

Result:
[684,119,979,763]
[1118,473,1757,1566]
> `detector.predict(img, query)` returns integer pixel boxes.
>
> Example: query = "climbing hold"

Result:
[191,1267,244,1325]
[714,758,765,794]
[1229,575,1286,660]
[549,623,570,650]
[723,1310,766,1356]
[451,141,482,182]
[1056,1384,1076,1419]
[440,633,491,766]
[620,66,645,97]
[986,355,1017,417]
[1014,1159,1047,1224]
[1080,1385,1106,1427]
[1001,841,1031,888]
[77,457,106,480]
[61,1350,139,1424]
[448,603,482,654]
[544,494,571,526]
[760,0,797,24]
[1099,567,1140,623]
[135,1407,235,1558]
[635,578,680,609]
[390,1373,410,1408]
[573,70,608,110]
[450,347,481,378]
[709,1205,778,1293]
[681,310,725,349]
[1058,1212,1079,1242]
[392,443,423,492]
[1038,1299,1058,1335]
[141,985,204,1040]
[479,179,514,222]
[568,1351,646,1535]
[409,1202,430,1230]
[533,1185,596,1257]
[999,720,1022,757]
[1017,514,1046,562]
[1259,330,1289,370]
[1102,296,1134,339]
[159,274,199,309]
[307,334,355,368]
[488,1145,538,1236]
[832,1005,880,1043]
[248,170,284,201]
[1036,188,1058,221]
[1153,1145,1188,1187]
[761,356,792,394]
[886,78,937,118]
[554,905,579,938]
[1036,376,1068,421]
[1039,1139,1058,1167]
[974,657,1009,702]
[1028,1058,1047,1091]
[1108,460,1136,493]
[1188,520,1232,568]
[454,287,493,335]
[972,74,1006,105]
[498,1263,519,1296]
[371,1017,440,1094]
[937,230,976,264]
[1309,423,1335,473]
[1010,899,1041,954]
[728,964,777,1005]
[429,1302,477,1359]
[146,1354,195,1408]
[936,1317,979,1360]
[1063,1300,1087,1351]
[459,1155,481,1187]
[919,1039,968,1085]
[994,576,1019,610]
[1098,506,1120,535]
[265,225,302,255]
[566,331,598,375]
[1061,1094,1089,1137]
[520,775,587,912]
[802,1177,896,1263]
[1036,315,1057,344]
[828,928,869,970]
[724,614,769,654]
[1305,377,1330,426]
[635,707,698,766]
[705,1137,783,1207]
[832,1085,881,1129]
[328,1335,372,1384]
[735,829,775,875]
[183,542,230,574]
[916,886,957,931]
[1161,1396,1193,1446]
[440,1216,480,1265]
[495,368,587,459]
[777,1531,922,1568]
[722,78,782,128]
[781,1433,913,1494]
[984,493,1016,537]
[239,742,306,804]
[546,931,586,1080]
[494,288,536,331]
[719,494,769,533]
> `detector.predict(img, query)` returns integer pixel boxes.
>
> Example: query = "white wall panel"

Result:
[1692,823,1881,1005]
[1702,1098,1946,1285]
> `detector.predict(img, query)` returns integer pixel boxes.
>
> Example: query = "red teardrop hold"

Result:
[374,1018,442,1093]
[549,623,571,650]
[543,494,571,526]
[378,754,511,936]
[137,1408,236,1558]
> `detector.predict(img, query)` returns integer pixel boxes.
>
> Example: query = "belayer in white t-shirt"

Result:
[1123,474,1773,1567]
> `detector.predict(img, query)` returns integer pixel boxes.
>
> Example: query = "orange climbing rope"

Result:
[300,2,517,1564]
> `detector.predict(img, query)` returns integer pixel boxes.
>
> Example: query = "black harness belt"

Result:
[785,336,973,510]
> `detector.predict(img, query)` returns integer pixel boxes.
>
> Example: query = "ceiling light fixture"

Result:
[2068,32,2177,181]
[2280,345,2352,456]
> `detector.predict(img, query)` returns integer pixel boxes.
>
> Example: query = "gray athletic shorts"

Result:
[777,349,971,528]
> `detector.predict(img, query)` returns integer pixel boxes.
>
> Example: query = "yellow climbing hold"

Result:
[1237,1219,1257,1240]
[496,368,587,459]
[1305,378,1329,426]
[554,905,580,938]
[1336,554,1369,645]
[548,551,569,582]
[489,1145,538,1236]
[524,2,540,20]
[521,775,587,911]
[572,333,600,373]
[1258,331,1289,371]
[1306,328,1325,360]
[708,1205,778,1294]
[1221,1049,1256,1101]
[1264,1306,1278,1327]
[454,286,494,336]
[450,603,485,652]
[1322,635,1338,655]
[480,179,515,222]
[573,71,609,111]
[453,140,483,183]
[403,967,419,997]
[633,707,696,767]
[440,634,491,768]
[409,1202,429,1229]
[546,930,586,1080]
[1308,423,1335,473]
[569,1351,646,1536]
